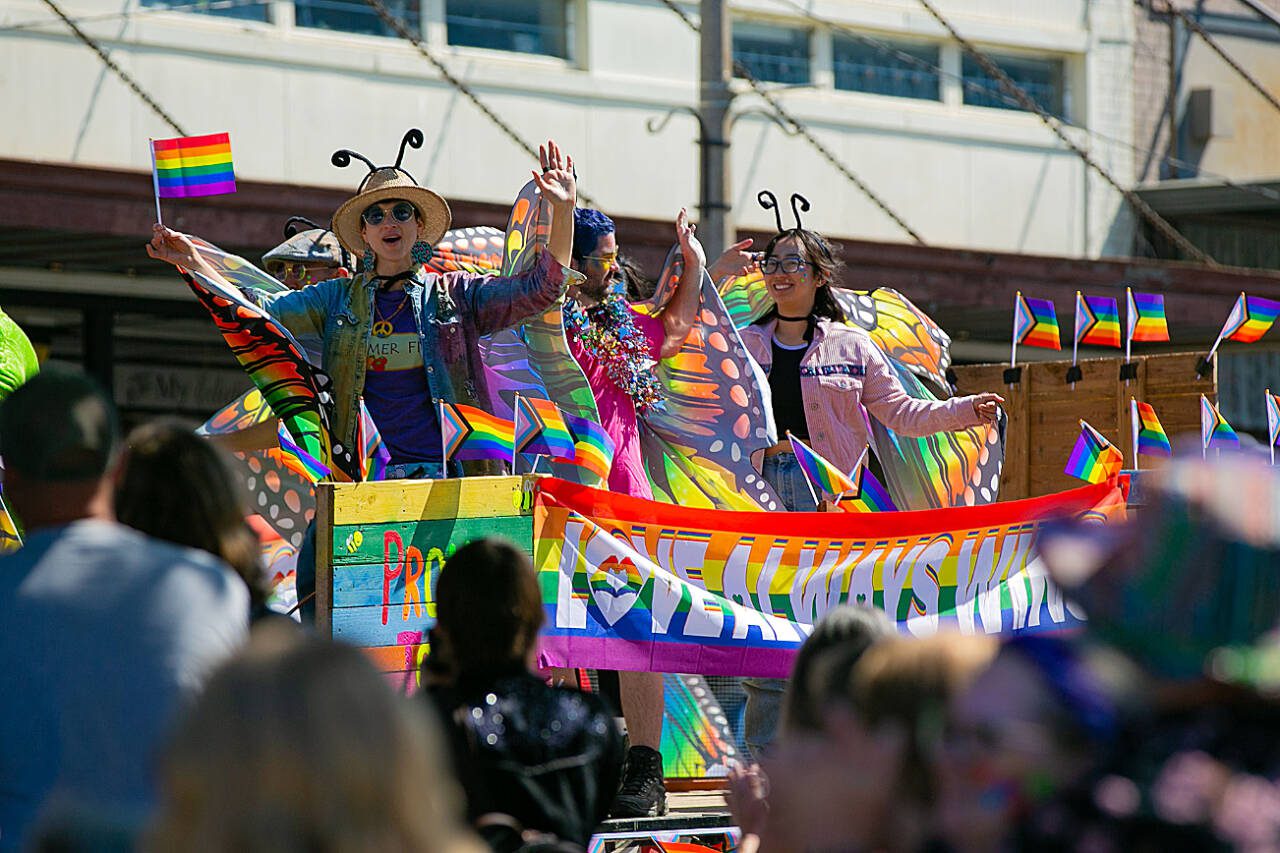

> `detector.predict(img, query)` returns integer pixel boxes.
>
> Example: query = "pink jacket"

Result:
[741,319,980,473]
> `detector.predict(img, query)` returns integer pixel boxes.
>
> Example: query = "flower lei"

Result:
[565,281,665,414]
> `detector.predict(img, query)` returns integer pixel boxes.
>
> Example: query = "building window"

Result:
[962,52,1065,118]
[833,36,940,101]
[294,0,419,37]
[140,0,269,22]
[445,0,571,60]
[733,22,811,85]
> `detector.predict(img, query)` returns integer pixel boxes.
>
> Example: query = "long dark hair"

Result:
[755,228,846,325]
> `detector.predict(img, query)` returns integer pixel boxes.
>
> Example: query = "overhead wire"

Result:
[655,0,927,244]
[1164,0,1280,115]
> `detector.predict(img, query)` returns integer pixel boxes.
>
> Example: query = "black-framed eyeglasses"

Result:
[362,201,417,226]
[761,255,810,275]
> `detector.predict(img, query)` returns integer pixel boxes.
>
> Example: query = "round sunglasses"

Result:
[361,201,417,226]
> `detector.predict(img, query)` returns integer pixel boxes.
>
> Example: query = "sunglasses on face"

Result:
[267,261,329,282]
[583,251,619,269]
[761,255,810,275]
[361,201,417,226]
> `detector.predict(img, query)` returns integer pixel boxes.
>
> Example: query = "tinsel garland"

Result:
[565,283,665,414]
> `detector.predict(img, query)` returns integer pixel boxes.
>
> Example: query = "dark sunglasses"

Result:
[361,201,417,226]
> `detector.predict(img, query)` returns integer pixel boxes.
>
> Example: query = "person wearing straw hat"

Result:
[148,130,582,481]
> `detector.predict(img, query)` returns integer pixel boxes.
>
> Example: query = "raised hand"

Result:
[708,237,757,282]
[676,207,706,268]
[145,224,202,269]
[531,139,576,212]
[970,392,1004,424]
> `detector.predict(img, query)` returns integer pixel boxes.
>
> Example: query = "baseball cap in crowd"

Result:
[0,365,119,481]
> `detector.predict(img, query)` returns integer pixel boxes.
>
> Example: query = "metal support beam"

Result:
[698,0,732,261]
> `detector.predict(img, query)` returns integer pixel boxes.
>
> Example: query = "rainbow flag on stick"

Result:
[787,433,858,506]
[440,401,515,464]
[1199,395,1239,458]
[563,413,615,484]
[838,465,899,513]
[1012,291,1061,366]
[276,420,331,484]
[513,394,576,467]
[1129,398,1171,462]
[1125,288,1169,363]
[1074,292,1121,353]
[1267,389,1280,466]
[1206,292,1280,365]
[151,133,236,199]
[1064,420,1124,484]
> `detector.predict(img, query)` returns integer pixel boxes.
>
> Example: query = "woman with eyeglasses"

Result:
[736,207,1003,761]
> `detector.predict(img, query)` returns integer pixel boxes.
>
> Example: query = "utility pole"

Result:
[699,0,732,261]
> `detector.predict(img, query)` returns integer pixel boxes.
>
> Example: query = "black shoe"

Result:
[610,745,667,818]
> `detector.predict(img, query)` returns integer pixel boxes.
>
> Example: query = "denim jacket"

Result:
[742,318,979,473]
[243,250,580,462]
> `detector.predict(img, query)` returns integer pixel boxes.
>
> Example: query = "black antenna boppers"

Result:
[330,148,377,173]
[395,129,424,169]
[790,193,810,230]
[758,190,784,233]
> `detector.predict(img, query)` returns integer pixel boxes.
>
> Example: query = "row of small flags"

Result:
[439,394,614,480]
[1012,288,1280,369]
[1064,391,1280,484]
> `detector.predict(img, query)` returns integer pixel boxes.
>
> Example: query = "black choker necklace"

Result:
[776,313,811,322]
[373,270,414,287]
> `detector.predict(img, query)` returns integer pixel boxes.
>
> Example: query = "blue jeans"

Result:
[296,460,445,625]
[743,452,816,760]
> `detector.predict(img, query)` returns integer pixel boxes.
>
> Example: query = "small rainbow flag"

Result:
[151,133,236,198]
[1075,292,1121,348]
[441,401,514,462]
[1064,420,1124,484]
[1130,398,1171,458]
[1014,292,1061,350]
[788,433,858,496]
[1220,292,1280,344]
[563,413,615,482]
[276,420,331,483]
[838,467,898,513]
[356,403,390,480]
[1268,389,1280,449]
[1200,395,1239,454]
[1126,288,1169,343]
[514,395,576,461]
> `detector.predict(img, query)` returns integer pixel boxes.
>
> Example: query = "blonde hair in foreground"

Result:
[147,627,483,853]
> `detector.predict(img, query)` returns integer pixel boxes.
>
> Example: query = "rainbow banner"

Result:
[788,433,858,498]
[1013,292,1061,351]
[441,401,515,463]
[152,133,236,198]
[535,477,1124,677]
[1200,395,1239,455]
[1064,420,1124,484]
[1074,292,1121,349]
[1130,398,1171,459]
[563,413,615,483]
[514,395,576,461]
[1126,288,1169,345]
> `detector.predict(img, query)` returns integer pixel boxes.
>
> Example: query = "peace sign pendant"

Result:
[372,320,394,338]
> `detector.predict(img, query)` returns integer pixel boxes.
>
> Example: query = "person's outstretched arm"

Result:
[657,208,707,359]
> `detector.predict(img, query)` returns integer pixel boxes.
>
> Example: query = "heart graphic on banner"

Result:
[587,555,648,627]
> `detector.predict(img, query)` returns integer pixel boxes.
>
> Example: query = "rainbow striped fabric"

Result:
[1200,395,1239,451]
[1064,420,1124,484]
[1130,398,1171,457]
[152,133,236,198]
[563,413,615,482]
[1220,292,1280,344]
[275,421,331,483]
[1014,292,1061,350]
[788,433,858,496]
[839,466,899,513]
[1266,390,1280,450]
[1075,292,1121,348]
[515,395,576,460]
[440,401,514,462]
[1126,289,1169,343]
[356,404,390,481]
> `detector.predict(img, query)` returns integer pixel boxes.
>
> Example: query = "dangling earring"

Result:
[361,247,375,272]
[410,241,433,266]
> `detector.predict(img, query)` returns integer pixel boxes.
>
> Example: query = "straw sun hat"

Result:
[330,129,451,256]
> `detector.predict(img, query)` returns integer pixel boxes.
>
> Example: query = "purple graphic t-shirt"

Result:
[363,288,441,464]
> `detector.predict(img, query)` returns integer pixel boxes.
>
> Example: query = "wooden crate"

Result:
[315,474,540,692]
[952,353,1215,500]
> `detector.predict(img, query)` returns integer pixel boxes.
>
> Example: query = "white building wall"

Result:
[0,0,1134,258]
